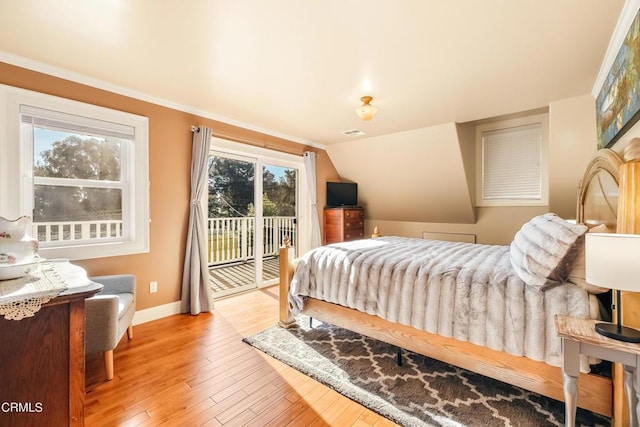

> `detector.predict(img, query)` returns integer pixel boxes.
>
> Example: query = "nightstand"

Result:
[555,314,640,427]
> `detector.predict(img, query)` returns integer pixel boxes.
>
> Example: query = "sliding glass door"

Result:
[206,147,301,299]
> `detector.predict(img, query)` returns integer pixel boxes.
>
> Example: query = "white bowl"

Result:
[0,239,39,265]
[0,259,40,281]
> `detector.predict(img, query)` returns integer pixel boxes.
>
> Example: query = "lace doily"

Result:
[0,262,68,320]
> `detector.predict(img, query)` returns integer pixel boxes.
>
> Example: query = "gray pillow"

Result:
[510,213,587,290]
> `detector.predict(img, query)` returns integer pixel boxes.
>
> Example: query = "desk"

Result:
[0,261,101,426]
[555,315,640,427]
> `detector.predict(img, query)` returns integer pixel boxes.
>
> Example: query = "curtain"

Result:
[303,151,321,248]
[181,126,214,315]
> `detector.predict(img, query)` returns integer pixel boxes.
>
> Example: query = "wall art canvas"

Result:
[596,10,640,149]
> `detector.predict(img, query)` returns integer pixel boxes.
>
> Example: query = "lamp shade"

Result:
[586,233,640,292]
[355,96,377,121]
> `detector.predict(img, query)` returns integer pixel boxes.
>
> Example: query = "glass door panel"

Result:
[262,164,298,285]
[207,154,257,298]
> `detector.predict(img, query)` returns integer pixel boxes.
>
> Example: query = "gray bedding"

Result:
[289,236,599,370]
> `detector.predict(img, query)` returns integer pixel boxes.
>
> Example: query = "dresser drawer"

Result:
[343,230,364,241]
[343,209,364,219]
[323,207,365,245]
[344,218,364,229]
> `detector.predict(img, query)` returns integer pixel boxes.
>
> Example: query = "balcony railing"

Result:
[207,216,296,265]
[33,220,124,243]
[32,216,296,267]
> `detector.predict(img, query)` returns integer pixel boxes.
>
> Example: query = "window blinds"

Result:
[481,124,542,200]
[20,105,135,140]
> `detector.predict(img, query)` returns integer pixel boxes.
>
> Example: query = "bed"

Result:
[278,146,628,418]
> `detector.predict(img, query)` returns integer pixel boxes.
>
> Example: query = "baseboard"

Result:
[132,301,182,325]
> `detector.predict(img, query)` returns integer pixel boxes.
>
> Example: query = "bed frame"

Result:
[278,145,637,418]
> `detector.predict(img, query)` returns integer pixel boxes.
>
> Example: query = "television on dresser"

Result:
[326,181,358,207]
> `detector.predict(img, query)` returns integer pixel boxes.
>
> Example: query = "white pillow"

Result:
[510,213,587,290]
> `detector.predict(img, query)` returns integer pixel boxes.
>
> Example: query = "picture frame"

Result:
[596,9,640,149]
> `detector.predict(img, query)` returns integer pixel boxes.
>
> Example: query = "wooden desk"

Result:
[0,264,101,426]
[555,315,640,427]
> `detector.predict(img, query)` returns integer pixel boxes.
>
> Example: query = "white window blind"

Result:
[481,124,542,200]
[20,105,135,139]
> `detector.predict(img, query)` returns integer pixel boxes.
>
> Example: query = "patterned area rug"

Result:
[243,317,610,427]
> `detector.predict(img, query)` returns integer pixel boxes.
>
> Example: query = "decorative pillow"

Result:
[510,213,588,291]
[566,224,610,294]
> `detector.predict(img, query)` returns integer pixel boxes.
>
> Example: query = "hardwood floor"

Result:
[85,286,398,426]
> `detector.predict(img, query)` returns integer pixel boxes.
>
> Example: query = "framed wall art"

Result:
[596,9,640,149]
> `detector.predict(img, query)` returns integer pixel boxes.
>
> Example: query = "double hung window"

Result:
[0,84,149,260]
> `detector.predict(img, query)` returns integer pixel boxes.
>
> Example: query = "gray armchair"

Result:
[85,274,136,381]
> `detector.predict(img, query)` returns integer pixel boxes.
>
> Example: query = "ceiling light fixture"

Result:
[355,96,378,121]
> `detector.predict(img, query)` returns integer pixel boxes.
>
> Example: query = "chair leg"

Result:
[104,350,114,381]
[127,325,133,340]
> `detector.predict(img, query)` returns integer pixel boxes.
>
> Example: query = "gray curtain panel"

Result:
[303,151,321,249]
[181,126,214,315]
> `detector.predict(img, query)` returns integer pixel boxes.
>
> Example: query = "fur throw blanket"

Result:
[289,236,598,370]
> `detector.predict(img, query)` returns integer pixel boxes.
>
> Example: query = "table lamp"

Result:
[586,233,640,342]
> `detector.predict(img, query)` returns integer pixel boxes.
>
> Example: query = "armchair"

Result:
[85,274,136,381]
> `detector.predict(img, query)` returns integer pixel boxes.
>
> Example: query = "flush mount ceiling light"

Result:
[355,96,378,121]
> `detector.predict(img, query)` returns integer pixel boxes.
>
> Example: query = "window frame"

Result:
[475,114,549,207]
[0,84,149,261]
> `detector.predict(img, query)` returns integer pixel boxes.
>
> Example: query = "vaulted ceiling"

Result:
[0,1,625,146]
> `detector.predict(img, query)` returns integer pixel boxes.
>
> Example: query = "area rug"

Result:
[243,317,610,427]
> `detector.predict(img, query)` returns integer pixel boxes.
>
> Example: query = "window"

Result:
[0,84,149,260]
[476,114,548,206]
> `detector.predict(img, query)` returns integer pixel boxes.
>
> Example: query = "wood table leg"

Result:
[562,339,580,427]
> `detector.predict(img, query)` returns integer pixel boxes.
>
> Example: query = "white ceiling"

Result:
[0,1,625,146]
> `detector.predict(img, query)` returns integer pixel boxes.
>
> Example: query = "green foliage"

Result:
[247,194,279,217]
[34,135,120,180]
[208,156,297,218]
[208,157,255,217]
[32,135,122,221]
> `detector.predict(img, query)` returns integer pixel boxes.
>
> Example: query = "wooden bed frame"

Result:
[278,145,637,419]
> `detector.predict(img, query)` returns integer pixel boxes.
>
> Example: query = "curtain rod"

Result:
[190,125,319,157]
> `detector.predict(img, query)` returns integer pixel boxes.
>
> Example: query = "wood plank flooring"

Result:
[84,286,398,426]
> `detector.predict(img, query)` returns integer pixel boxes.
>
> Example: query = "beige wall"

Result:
[548,94,599,219]
[360,95,598,245]
[368,207,548,245]
[0,62,339,310]
[327,123,476,224]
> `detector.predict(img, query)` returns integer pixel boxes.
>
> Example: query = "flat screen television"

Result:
[326,182,358,207]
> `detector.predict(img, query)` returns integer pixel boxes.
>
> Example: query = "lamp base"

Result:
[595,322,640,343]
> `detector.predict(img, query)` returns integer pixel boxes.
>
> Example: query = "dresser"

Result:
[0,263,101,426]
[323,207,365,244]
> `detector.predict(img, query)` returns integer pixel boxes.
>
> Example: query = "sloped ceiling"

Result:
[327,123,476,223]
[0,1,625,145]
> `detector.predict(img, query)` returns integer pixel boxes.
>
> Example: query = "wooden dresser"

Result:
[323,207,364,244]
[0,276,101,426]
